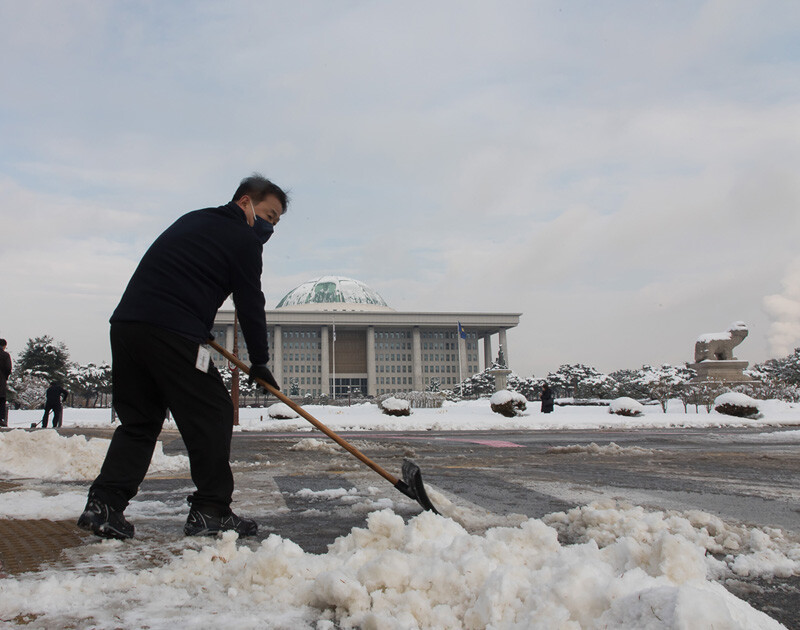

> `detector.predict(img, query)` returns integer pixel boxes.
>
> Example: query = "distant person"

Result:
[540,382,555,414]
[0,339,11,427]
[78,174,287,541]
[42,381,69,428]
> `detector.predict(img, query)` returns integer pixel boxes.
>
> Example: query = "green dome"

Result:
[275,276,393,311]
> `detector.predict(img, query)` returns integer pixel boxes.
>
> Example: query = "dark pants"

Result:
[0,397,6,426]
[90,322,234,515]
[42,404,63,428]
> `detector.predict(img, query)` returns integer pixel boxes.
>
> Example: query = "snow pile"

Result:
[288,438,342,454]
[0,429,188,481]
[544,500,800,579]
[547,442,655,455]
[268,402,299,419]
[609,397,645,417]
[0,508,789,629]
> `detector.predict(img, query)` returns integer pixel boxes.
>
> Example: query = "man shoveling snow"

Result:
[78,174,288,540]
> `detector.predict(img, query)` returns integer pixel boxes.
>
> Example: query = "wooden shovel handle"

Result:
[208,340,400,486]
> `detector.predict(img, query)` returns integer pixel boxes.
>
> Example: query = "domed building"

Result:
[275,276,393,312]
[212,276,520,398]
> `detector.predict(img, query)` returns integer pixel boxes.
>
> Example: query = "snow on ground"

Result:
[0,429,188,481]
[0,488,87,520]
[546,442,656,455]
[4,397,800,433]
[0,505,794,629]
[1,400,799,628]
[288,437,342,454]
[748,429,800,442]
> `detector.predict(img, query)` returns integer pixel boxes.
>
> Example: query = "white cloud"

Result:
[1,1,799,376]
[764,258,800,357]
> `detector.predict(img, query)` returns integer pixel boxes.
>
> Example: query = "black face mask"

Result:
[253,216,274,244]
[249,201,275,244]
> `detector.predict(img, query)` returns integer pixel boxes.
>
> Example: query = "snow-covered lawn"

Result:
[5,397,800,433]
[1,399,798,629]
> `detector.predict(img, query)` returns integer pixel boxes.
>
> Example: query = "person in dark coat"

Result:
[0,339,11,427]
[78,174,287,541]
[540,382,555,413]
[42,381,69,428]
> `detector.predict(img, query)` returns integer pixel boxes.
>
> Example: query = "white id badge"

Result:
[195,345,211,373]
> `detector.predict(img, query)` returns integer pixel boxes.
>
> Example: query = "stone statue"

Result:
[694,322,748,362]
[496,347,506,368]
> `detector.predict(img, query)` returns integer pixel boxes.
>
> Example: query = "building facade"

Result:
[211,276,521,398]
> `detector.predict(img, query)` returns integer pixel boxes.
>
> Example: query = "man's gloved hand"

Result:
[248,364,280,391]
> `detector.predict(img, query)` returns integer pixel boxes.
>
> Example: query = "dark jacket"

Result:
[0,349,11,395]
[110,202,269,364]
[541,385,555,413]
[45,382,68,407]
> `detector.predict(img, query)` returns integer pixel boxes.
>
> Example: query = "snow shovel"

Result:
[208,340,439,514]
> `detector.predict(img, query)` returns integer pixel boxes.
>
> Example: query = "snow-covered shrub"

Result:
[608,397,644,417]
[377,391,444,409]
[8,373,49,409]
[267,402,299,420]
[379,397,411,417]
[634,364,696,413]
[714,392,760,419]
[490,390,527,417]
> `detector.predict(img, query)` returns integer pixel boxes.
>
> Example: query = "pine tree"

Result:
[546,364,607,398]
[609,369,649,399]
[16,335,71,382]
[68,363,112,407]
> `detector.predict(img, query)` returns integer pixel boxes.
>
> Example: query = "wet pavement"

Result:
[1,425,799,628]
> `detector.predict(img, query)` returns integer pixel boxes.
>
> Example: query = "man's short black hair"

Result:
[0,339,6,347]
[232,173,289,213]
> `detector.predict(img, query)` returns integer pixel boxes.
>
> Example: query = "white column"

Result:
[320,325,330,396]
[457,333,466,387]
[366,326,376,397]
[272,325,283,387]
[483,334,493,369]
[498,329,509,368]
[225,324,234,352]
[412,327,423,391]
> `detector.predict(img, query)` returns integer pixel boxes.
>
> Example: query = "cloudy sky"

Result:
[2,0,799,377]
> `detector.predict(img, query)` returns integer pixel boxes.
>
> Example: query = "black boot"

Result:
[184,508,257,537]
[77,496,134,540]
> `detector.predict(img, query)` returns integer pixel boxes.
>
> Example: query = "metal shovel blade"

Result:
[394,459,440,514]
